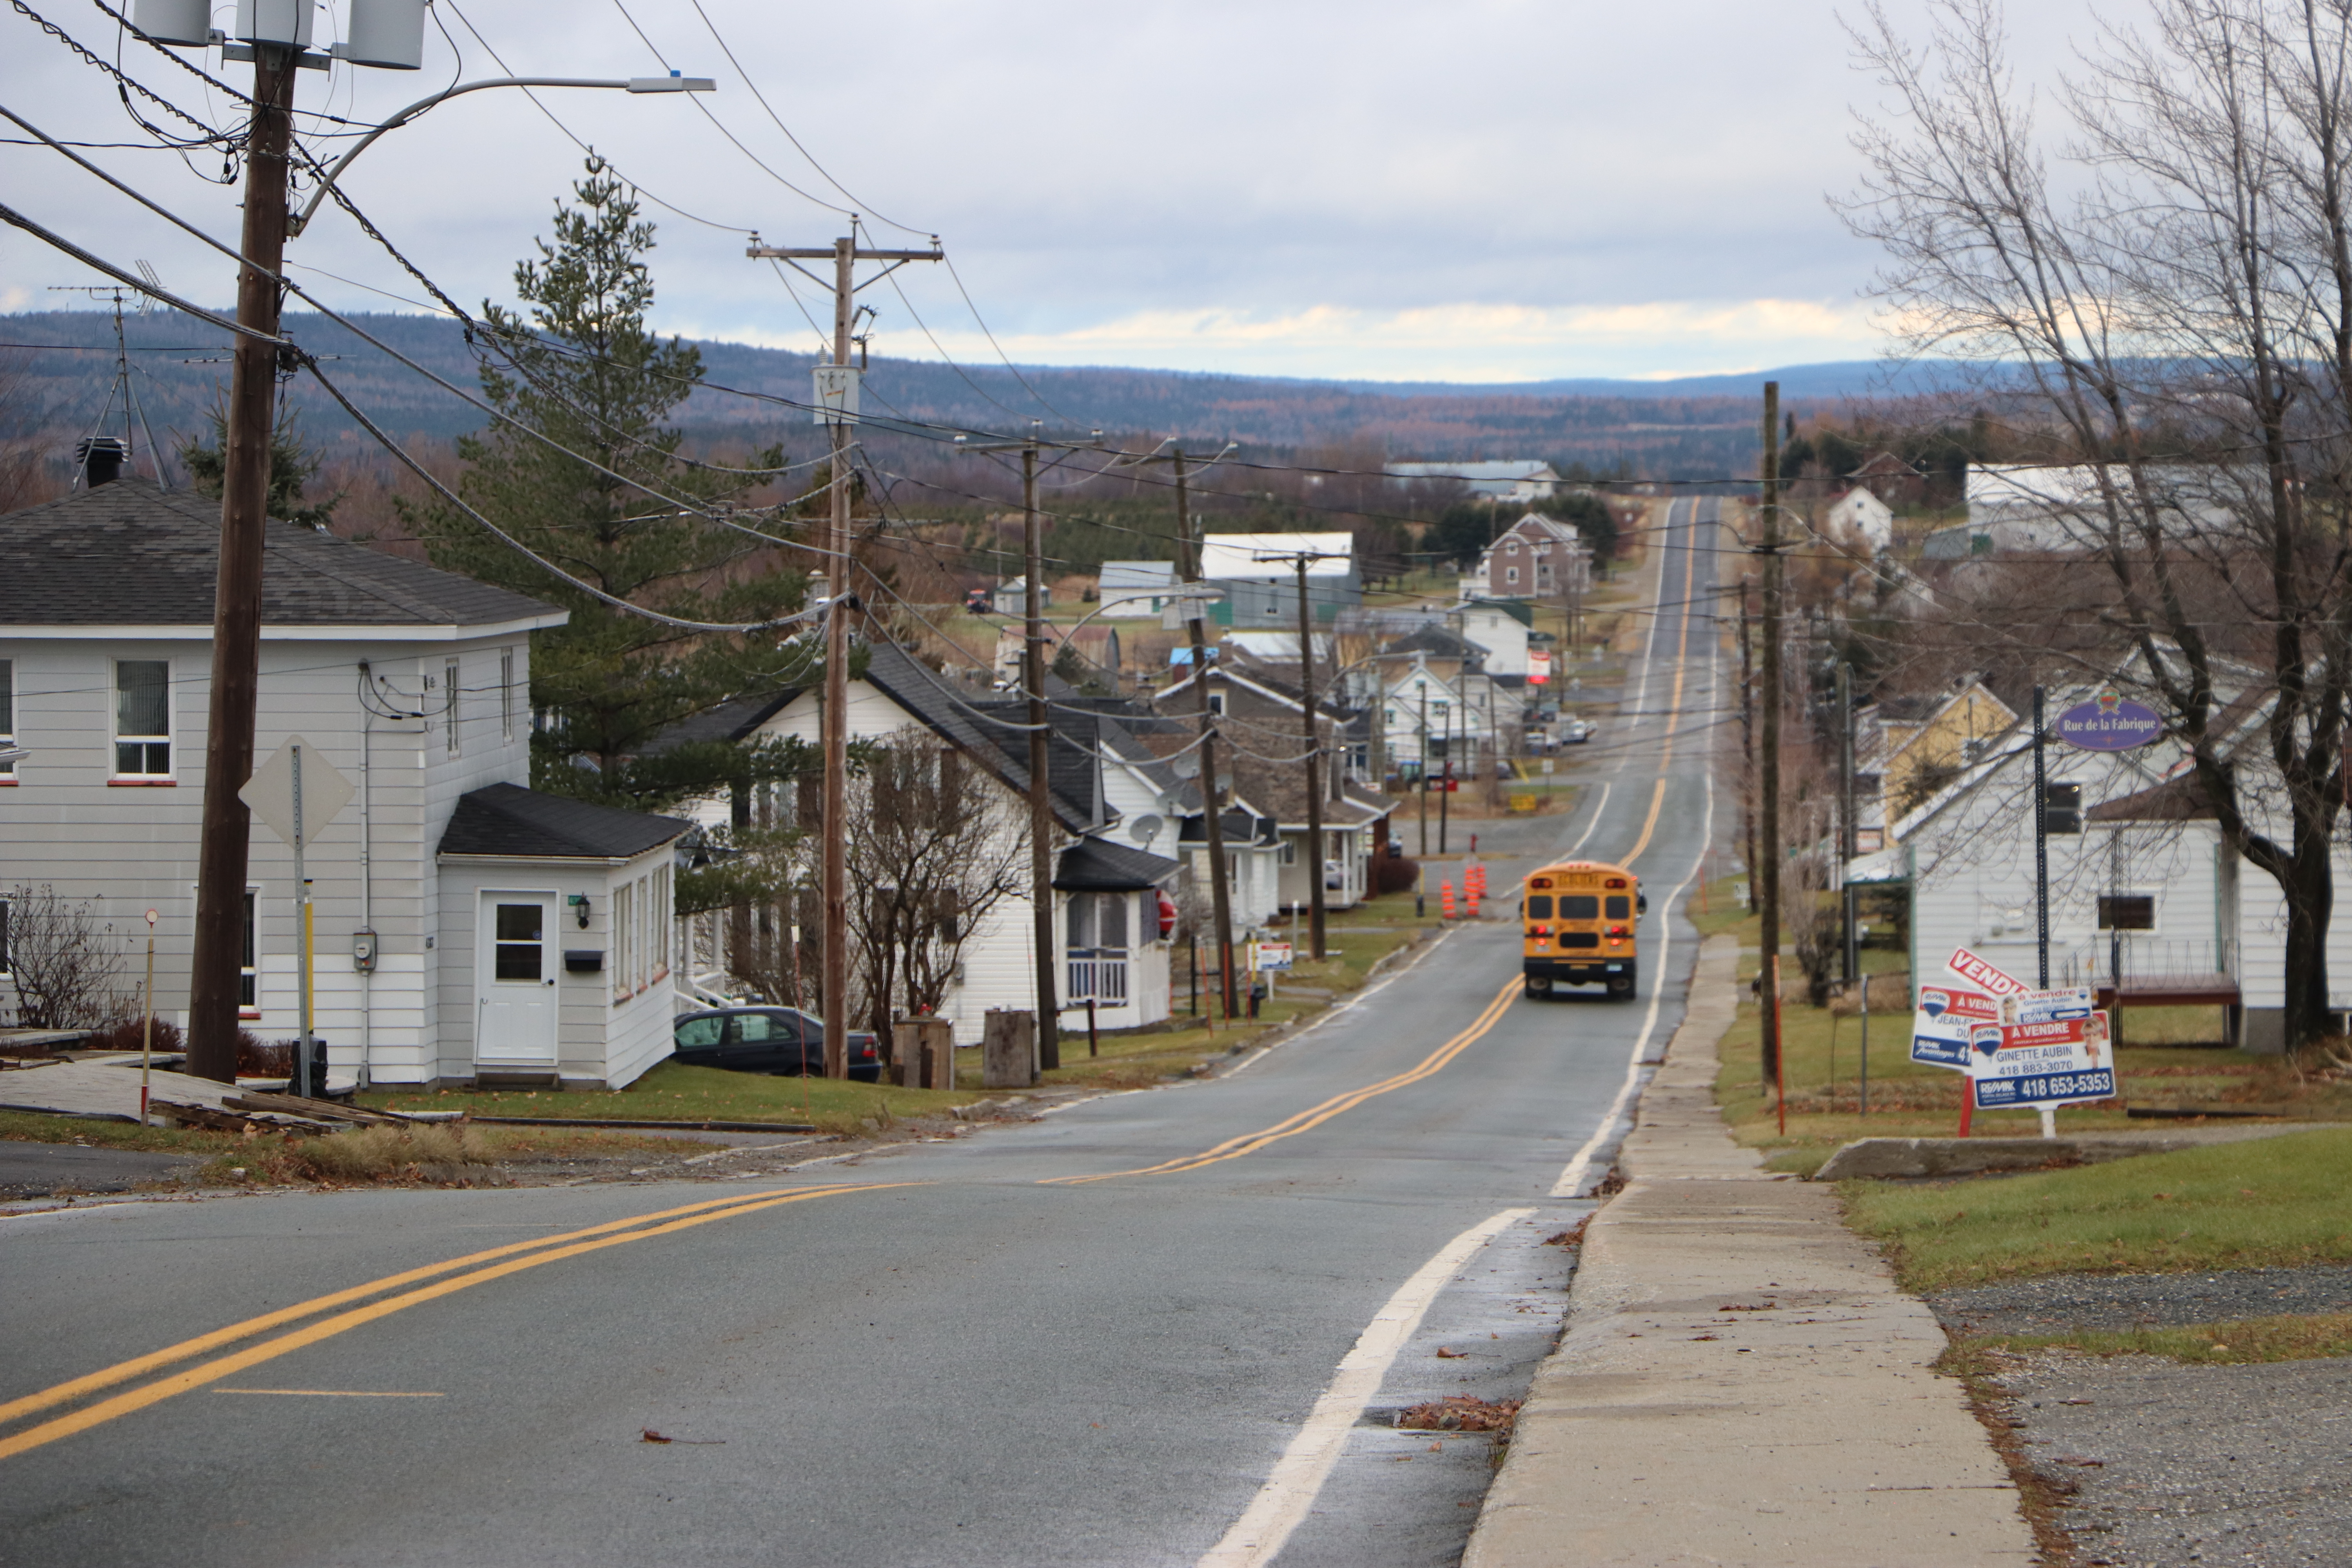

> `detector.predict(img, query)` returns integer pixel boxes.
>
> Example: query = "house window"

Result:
[1506,567,1520,585]
[0,893,10,975]
[1067,892,1130,951]
[2098,894,2157,931]
[1279,841,1297,866]
[1207,692,1225,715]
[0,657,14,777]
[445,657,462,757]
[613,879,635,996]
[651,864,670,978]
[499,649,515,741]
[113,659,170,776]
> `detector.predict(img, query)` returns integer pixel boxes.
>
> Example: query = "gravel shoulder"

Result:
[1926,1265,2352,1565]
[1931,1264,2352,1338]
[1975,1349,2352,1567]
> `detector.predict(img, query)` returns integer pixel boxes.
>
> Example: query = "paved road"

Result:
[0,500,1727,1568]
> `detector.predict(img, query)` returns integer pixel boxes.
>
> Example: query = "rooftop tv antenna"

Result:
[48,269,173,489]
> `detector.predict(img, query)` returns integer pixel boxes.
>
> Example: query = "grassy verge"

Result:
[365,1063,981,1136]
[1695,898,2352,1177]
[200,1122,705,1187]
[1956,1312,2352,1367]
[0,1108,245,1156]
[1034,893,1437,1089]
[358,893,1441,1121]
[1841,1127,2352,1290]
[0,1106,713,1190]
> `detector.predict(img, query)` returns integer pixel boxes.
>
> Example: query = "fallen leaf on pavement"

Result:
[1435,1347,1466,1358]
[641,1430,673,1444]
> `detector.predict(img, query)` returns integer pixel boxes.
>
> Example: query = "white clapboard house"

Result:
[660,639,1185,1042]
[0,478,693,1090]
[1847,674,2352,1051]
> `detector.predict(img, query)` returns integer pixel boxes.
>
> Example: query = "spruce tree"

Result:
[412,157,811,815]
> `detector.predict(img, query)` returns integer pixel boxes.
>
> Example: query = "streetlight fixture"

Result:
[289,73,717,236]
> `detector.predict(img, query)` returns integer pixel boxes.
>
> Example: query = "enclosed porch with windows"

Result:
[1055,837,1179,1032]
[434,783,691,1090]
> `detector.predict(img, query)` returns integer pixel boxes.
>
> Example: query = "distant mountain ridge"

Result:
[0,310,1927,477]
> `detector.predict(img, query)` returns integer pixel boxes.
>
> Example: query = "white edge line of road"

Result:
[1548,693,1719,1197]
[1194,1203,1537,1568]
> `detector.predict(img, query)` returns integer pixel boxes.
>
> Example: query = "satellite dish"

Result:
[1128,813,1163,845]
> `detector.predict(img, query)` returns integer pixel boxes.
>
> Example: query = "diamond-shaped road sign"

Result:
[238,735,354,849]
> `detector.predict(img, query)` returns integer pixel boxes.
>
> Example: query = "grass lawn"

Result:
[1954,1312,2352,1368]
[359,892,1441,1123]
[1694,891,2352,1177]
[1844,1127,2352,1291]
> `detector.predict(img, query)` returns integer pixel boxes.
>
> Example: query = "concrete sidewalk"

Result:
[1465,935,2036,1567]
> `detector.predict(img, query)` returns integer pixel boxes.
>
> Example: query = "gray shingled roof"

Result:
[0,479,561,629]
[860,640,1101,831]
[1053,837,1180,892]
[439,783,690,860]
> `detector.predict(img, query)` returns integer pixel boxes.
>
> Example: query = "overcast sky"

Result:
[0,0,2101,383]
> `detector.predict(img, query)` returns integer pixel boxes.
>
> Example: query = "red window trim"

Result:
[107,777,177,787]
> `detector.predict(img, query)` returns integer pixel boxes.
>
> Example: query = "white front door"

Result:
[477,892,559,1065]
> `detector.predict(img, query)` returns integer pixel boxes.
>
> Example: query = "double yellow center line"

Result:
[1043,975,1523,1185]
[0,1181,908,1463]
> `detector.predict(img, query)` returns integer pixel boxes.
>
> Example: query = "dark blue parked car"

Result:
[671,1007,881,1082]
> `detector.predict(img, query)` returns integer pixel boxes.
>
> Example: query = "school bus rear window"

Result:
[1605,895,1630,919]
[1526,895,1552,918]
[1561,895,1599,919]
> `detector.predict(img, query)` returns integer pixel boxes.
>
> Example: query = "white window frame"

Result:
[0,656,14,779]
[111,657,172,779]
[499,648,516,742]
[445,656,463,757]
[613,878,635,999]
[651,863,670,980]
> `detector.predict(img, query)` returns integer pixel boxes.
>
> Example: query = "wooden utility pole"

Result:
[1022,444,1060,1068]
[958,429,1070,1069]
[188,50,297,1085]
[1758,381,1785,1085]
[1292,557,1327,960]
[1417,682,1430,856]
[745,229,942,1076]
[1172,452,1238,1014]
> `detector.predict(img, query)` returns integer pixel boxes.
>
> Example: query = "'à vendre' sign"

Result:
[2056,689,2163,751]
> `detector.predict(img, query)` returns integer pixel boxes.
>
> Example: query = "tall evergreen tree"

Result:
[412,157,811,815]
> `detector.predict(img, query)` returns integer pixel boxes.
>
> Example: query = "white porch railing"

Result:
[1067,949,1130,1004]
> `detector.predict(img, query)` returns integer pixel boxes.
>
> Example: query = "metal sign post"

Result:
[2033,686,2049,988]
[239,736,353,1097]
[140,908,158,1125]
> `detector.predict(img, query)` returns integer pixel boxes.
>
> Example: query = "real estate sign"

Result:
[1911,985,1999,1070]
[1967,987,2118,1109]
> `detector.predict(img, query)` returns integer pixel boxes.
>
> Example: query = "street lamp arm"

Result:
[289,75,715,235]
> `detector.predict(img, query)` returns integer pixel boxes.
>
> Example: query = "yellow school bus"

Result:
[1522,860,1645,999]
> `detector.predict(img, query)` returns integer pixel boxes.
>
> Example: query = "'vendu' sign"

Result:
[1945,946,2030,997]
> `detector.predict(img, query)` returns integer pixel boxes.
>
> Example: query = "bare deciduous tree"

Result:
[3,884,124,1030]
[1845,0,2352,1051]
[843,730,1029,1044]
